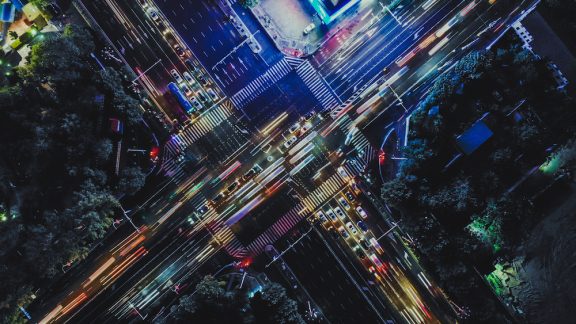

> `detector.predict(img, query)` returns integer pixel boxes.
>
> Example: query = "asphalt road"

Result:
[31,0,540,323]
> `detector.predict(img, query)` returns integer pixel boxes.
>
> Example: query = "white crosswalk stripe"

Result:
[230,59,293,109]
[246,204,306,255]
[172,101,234,147]
[302,173,346,210]
[296,61,340,111]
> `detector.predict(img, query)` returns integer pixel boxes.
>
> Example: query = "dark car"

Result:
[357,221,369,233]
[359,239,370,250]
[345,191,355,202]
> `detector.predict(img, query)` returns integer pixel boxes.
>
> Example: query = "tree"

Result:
[381,177,413,207]
[8,31,18,41]
[118,166,146,194]
[238,0,260,9]
[251,282,304,324]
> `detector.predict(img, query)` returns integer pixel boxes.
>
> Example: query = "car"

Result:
[138,0,148,8]
[242,165,261,181]
[316,211,328,223]
[329,228,339,240]
[207,88,219,101]
[181,84,193,97]
[183,72,195,85]
[148,9,160,22]
[226,181,239,194]
[211,193,224,205]
[170,69,183,83]
[338,197,351,210]
[198,205,209,215]
[337,226,349,239]
[345,191,355,202]
[337,166,349,179]
[173,44,186,58]
[326,209,337,222]
[355,206,368,219]
[369,253,384,269]
[355,248,365,259]
[303,22,316,35]
[288,123,300,134]
[303,111,315,121]
[359,239,371,250]
[300,122,311,135]
[184,59,196,70]
[190,96,202,110]
[346,222,358,235]
[198,74,209,85]
[357,221,369,233]
[334,207,346,220]
[157,22,168,34]
[197,92,209,103]
[369,238,384,254]
[283,136,297,149]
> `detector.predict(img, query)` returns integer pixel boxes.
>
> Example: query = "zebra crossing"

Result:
[296,61,340,111]
[163,101,233,156]
[246,204,306,256]
[301,173,346,211]
[230,59,293,109]
[218,227,249,258]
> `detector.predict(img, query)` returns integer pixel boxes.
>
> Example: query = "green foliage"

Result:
[238,0,260,9]
[169,276,304,324]
[0,23,146,321]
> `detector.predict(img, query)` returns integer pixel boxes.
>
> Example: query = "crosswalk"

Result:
[168,101,235,153]
[246,204,306,256]
[160,102,235,178]
[230,59,293,109]
[296,61,340,111]
[301,173,347,211]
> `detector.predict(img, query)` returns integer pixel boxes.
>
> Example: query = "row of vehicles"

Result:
[317,186,388,276]
[208,165,264,208]
[138,0,221,116]
[169,68,219,114]
[282,112,317,149]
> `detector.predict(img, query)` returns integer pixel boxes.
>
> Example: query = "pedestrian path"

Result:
[295,61,340,111]
[163,102,234,155]
[246,204,306,256]
[230,59,292,109]
[301,173,346,211]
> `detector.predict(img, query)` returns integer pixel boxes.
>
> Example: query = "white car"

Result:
[316,211,328,223]
[346,222,358,235]
[338,197,351,210]
[356,206,368,219]
[303,23,316,35]
[337,226,349,239]
[337,166,349,179]
[170,69,183,84]
[148,9,160,22]
[326,209,337,222]
[207,88,219,101]
[283,136,297,149]
[334,207,346,220]
[183,72,195,85]
[288,123,300,134]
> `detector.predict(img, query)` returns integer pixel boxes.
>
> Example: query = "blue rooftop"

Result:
[456,121,493,155]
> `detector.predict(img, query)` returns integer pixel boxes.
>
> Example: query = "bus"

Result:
[168,82,194,114]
